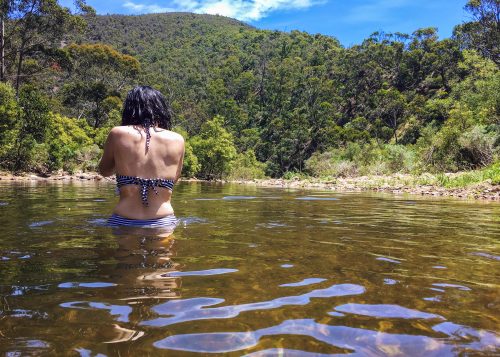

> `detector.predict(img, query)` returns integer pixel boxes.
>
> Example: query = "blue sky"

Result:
[61,0,469,45]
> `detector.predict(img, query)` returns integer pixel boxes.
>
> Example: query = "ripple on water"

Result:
[243,349,335,357]
[179,216,209,225]
[280,278,326,287]
[75,348,106,357]
[153,318,483,354]
[327,311,345,317]
[8,309,49,319]
[58,282,117,289]
[333,303,444,320]
[295,196,339,201]
[376,257,402,264]
[0,201,9,206]
[60,301,131,323]
[29,220,54,228]
[141,284,365,327]
[10,285,49,296]
[3,339,50,355]
[87,218,108,226]
[383,278,398,285]
[222,196,257,200]
[470,252,500,261]
[280,264,294,268]
[164,268,238,277]
[256,222,289,229]
[432,283,471,291]
[423,296,442,302]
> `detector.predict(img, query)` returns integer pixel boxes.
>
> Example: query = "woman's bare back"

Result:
[99,125,185,219]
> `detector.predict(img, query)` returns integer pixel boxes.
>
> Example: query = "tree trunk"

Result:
[15,49,24,98]
[0,15,5,82]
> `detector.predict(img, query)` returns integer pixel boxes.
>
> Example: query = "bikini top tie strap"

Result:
[143,119,152,153]
[138,178,160,206]
[116,175,174,206]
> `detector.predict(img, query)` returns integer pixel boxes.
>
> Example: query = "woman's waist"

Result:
[113,199,174,220]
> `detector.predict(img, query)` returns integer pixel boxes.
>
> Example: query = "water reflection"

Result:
[58,225,182,346]
[142,283,365,327]
[0,182,499,355]
[154,318,499,355]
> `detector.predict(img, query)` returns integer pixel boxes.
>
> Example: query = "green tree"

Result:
[0,81,19,163]
[13,85,50,171]
[61,43,140,128]
[0,0,91,94]
[173,127,200,177]
[190,116,237,179]
[454,0,500,65]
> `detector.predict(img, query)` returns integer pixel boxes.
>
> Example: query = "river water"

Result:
[0,181,499,356]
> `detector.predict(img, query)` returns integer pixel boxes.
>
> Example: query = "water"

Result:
[0,181,499,356]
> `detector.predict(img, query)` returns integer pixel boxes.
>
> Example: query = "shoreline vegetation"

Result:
[2,171,499,201]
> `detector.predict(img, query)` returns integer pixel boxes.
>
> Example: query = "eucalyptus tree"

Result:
[454,0,500,65]
[0,0,92,95]
[60,43,140,128]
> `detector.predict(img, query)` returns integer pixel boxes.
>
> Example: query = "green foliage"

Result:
[419,99,498,171]
[190,116,237,179]
[173,127,200,177]
[454,0,500,66]
[434,162,500,188]
[0,82,19,163]
[229,150,267,180]
[10,85,51,172]
[45,113,94,172]
[305,142,416,178]
[60,43,140,128]
[2,0,88,92]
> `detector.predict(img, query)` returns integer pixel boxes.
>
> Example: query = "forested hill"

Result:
[85,13,252,55]
[0,1,498,181]
[80,10,498,178]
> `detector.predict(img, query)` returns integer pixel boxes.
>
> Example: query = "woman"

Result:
[99,86,185,229]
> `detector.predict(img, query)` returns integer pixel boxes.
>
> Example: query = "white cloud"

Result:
[124,1,176,13]
[123,0,324,21]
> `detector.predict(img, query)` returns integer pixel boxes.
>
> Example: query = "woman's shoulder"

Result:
[109,126,184,145]
[109,125,134,136]
[155,129,184,144]
[164,130,185,143]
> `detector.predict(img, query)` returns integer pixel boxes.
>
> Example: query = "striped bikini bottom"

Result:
[107,214,179,229]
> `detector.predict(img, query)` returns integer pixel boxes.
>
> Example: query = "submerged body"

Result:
[99,125,184,221]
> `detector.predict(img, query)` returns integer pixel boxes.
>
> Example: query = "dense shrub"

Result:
[190,116,237,179]
[229,150,267,180]
[0,83,19,166]
[46,113,94,171]
[305,142,416,177]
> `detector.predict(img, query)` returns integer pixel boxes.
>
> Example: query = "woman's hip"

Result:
[107,213,179,229]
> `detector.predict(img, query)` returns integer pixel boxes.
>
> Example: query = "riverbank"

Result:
[1,171,499,201]
[240,174,500,201]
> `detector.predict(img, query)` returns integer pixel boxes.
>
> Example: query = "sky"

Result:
[60,0,470,46]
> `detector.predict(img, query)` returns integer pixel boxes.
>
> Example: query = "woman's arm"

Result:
[98,129,116,177]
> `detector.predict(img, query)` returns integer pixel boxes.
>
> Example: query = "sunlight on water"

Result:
[0,181,499,355]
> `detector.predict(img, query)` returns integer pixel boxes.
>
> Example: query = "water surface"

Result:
[0,181,499,355]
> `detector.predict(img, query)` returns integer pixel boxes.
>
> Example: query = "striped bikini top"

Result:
[116,174,175,206]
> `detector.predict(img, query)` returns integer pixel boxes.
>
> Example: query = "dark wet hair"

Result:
[121,86,172,130]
